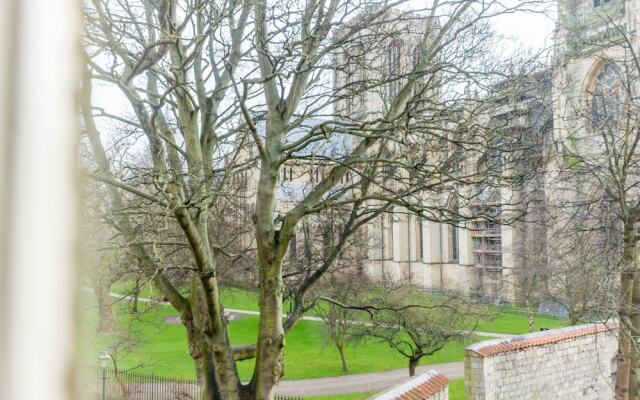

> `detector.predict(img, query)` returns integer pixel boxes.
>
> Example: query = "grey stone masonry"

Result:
[464,323,618,400]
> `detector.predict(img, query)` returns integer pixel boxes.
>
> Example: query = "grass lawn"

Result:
[82,299,482,381]
[474,310,566,334]
[110,282,568,335]
[219,287,569,335]
[110,282,297,314]
[84,283,567,383]
[219,287,568,335]
[449,378,465,400]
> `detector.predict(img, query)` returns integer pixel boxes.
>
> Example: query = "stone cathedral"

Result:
[235,1,636,305]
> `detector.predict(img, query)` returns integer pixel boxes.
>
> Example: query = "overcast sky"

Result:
[494,10,556,53]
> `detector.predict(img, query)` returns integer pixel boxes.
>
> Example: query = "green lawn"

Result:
[228,290,568,336]
[110,282,297,314]
[111,281,264,309]
[449,378,465,400]
[107,282,568,335]
[474,310,566,334]
[219,287,569,335]
[110,280,159,299]
[83,300,479,381]
[84,284,568,384]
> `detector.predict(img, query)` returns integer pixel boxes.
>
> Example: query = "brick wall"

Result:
[464,323,618,399]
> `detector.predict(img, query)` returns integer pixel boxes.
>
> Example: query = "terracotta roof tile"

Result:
[371,370,449,400]
[467,322,619,357]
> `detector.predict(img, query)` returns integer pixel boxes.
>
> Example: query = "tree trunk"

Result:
[408,358,419,377]
[184,308,245,400]
[251,128,289,398]
[616,227,637,400]
[568,308,580,326]
[132,278,141,313]
[194,351,223,400]
[337,343,349,372]
[95,284,116,333]
[629,240,640,400]
[252,258,286,399]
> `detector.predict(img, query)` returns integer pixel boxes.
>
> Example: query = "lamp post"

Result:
[99,351,111,400]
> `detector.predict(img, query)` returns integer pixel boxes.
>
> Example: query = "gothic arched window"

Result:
[386,39,403,100]
[590,63,622,130]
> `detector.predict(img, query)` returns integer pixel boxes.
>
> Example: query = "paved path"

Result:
[277,361,464,397]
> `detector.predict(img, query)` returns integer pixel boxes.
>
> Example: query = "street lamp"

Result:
[99,351,111,400]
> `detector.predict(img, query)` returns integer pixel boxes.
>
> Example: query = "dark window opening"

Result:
[387,42,402,100]
[419,219,424,259]
[451,225,459,261]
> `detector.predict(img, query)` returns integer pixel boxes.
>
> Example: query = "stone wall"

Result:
[371,370,448,400]
[465,323,618,400]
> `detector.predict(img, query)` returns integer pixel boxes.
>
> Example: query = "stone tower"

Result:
[553,0,635,149]
[545,0,637,315]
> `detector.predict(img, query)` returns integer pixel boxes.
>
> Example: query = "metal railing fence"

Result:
[82,367,305,400]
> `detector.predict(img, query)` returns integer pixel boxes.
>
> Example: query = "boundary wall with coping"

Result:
[464,322,618,400]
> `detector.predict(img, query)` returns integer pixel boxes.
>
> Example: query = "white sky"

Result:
[493,11,556,53]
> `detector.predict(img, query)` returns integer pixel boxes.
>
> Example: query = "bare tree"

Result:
[543,207,619,325]
[313,270,371,372]
[81,0,549,398]
[345,281,472,377]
